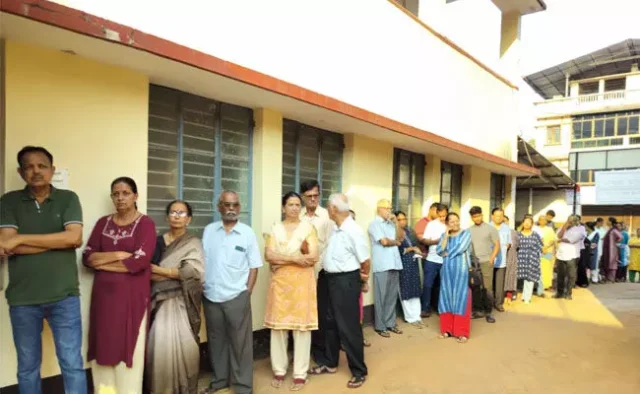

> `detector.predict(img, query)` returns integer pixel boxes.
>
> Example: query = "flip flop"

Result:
[376,330,391,338]
[457,336,469,344]
[347,376,366,389]
[388,326,403,334]
[271,375,285,388]
[290,378,306,391]
[308,365,337,375]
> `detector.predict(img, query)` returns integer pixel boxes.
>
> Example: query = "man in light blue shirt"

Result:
[368,199,403,337]
[491,208,511,312]
[202,190,263,394]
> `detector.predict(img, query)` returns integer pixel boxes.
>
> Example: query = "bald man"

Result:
[368,199,403,337]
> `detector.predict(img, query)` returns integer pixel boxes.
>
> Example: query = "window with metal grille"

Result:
[545,125,561,145]
[440,161,463,213]
[392,149,425,226]
[490,173,506,211]
[281,120,343,205]
[604,78,626,92]
[147,85,253,237]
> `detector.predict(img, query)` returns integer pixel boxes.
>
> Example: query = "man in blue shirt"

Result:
[368,199,403,337]
[201,191,263,394]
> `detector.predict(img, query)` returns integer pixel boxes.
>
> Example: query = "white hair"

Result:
[217,190,239,204]
[328,193,350,212]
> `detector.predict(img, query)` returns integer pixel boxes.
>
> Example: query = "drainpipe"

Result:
[565,73,570,97]
[572,154,579,214]
[528,188,533,214]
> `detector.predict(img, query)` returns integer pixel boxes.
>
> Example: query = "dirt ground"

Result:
[200,283,640,394]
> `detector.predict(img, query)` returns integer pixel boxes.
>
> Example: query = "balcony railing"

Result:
[535,89,640,117]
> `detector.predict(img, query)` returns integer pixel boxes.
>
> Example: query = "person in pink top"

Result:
[83,177,157,394]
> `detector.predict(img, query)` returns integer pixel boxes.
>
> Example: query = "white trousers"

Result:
[401,297,422,323]
[270,330,312,380]
[91,312,147,394]
[522,280,534,303]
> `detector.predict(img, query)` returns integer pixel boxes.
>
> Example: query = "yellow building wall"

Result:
[461,165,491,227]
[0,40,149,388]
[250,108,283,330]
[342,134,394,306]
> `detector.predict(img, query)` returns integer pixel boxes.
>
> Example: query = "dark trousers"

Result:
[421,260,442,313]
[312,270,328,363]
[617,266,628,281]
[203,291,253,394]
[556,259,577,297]
[315,270,368,378]
[493,267,506,307]
[480,262,495,314]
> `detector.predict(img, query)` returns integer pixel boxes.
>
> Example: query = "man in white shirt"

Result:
[310,193,369,389]
[555,215,585,300]
[420,203,448,317]
[593,217,607,283]
[300,180,336,363]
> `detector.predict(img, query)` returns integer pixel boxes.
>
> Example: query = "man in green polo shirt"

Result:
[0,146,87,394]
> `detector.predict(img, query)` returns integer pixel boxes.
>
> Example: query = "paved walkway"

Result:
[201,283,640,394]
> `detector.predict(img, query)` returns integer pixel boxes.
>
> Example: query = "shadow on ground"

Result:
[200,283,640,394]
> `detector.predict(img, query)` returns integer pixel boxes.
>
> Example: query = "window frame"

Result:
[281,119,344,205]
[440,161,463,213]
[391,148,425,226]
[490,173,506,211]
[147,85,254,236]
[545,125,561,146]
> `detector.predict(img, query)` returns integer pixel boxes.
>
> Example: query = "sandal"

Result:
[271,375,285,388]
[438,333,450,339]
[388,326,403,334]
[363,339,372,347]
[290,378,306,391]
[308,365,336,375]
[376,330,391,338]
[457,336,468,344]
[347,376,366,389]
[411,322,423,329]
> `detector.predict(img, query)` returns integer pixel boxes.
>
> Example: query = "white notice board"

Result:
[595,170,640,205]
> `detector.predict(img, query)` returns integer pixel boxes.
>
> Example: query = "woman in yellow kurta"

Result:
[264,191,319,391]
[537,216,556,290]
[628,228,640,283]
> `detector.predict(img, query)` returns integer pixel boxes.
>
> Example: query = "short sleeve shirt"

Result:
[0,186,83,306]
[424,220,446,264]
[322,216,369,273]
[368,216,403,273]
[202,221,264,303]
[469,222,499,264]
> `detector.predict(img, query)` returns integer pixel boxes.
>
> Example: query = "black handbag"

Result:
[468,256,485,290]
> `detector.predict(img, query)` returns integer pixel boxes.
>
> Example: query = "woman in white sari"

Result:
[146,200,205,394]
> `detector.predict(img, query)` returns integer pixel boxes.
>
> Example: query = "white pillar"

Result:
[499,12,521,83]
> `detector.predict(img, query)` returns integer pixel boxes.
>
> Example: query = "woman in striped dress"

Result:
[436,212,472,344]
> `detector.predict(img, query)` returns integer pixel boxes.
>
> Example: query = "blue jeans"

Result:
[9,296,87,394]
[421,260,442,313]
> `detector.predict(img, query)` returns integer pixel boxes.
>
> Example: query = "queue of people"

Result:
[2,145,639,394]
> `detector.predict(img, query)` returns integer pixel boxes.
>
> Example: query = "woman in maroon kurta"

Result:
[83,177,156,394]
[601,217,622,283]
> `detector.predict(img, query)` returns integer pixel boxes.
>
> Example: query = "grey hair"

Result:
[217,190,239,204]
[328,193,350,212]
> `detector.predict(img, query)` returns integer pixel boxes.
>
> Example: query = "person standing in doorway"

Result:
[0,146,87,394]
[491,208,510,312]
[468,206,500,323]
[309,194,369,389]
[201,191,263,394]
[420,204,448,317]
[555,215,585,299]
[300,180,335,363]
[368,199,404,338]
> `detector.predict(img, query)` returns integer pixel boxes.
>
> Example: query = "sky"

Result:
[518,0,640,138]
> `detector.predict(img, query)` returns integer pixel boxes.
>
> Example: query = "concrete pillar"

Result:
[598,79,605,94]
[461,165,491,228]
[499,12,521,82]
[504,175,517,229]
[342,133,394,305]
[251,108,283,330]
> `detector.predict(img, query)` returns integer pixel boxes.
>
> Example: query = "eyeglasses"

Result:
[169,211,189,218]
[220,202,240,209]
[303,193,320,200]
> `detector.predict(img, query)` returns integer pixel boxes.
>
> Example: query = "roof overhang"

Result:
[517,137,574,190]
[491,0,547,15]
[0,0,539,177]
[524,39,640,99]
